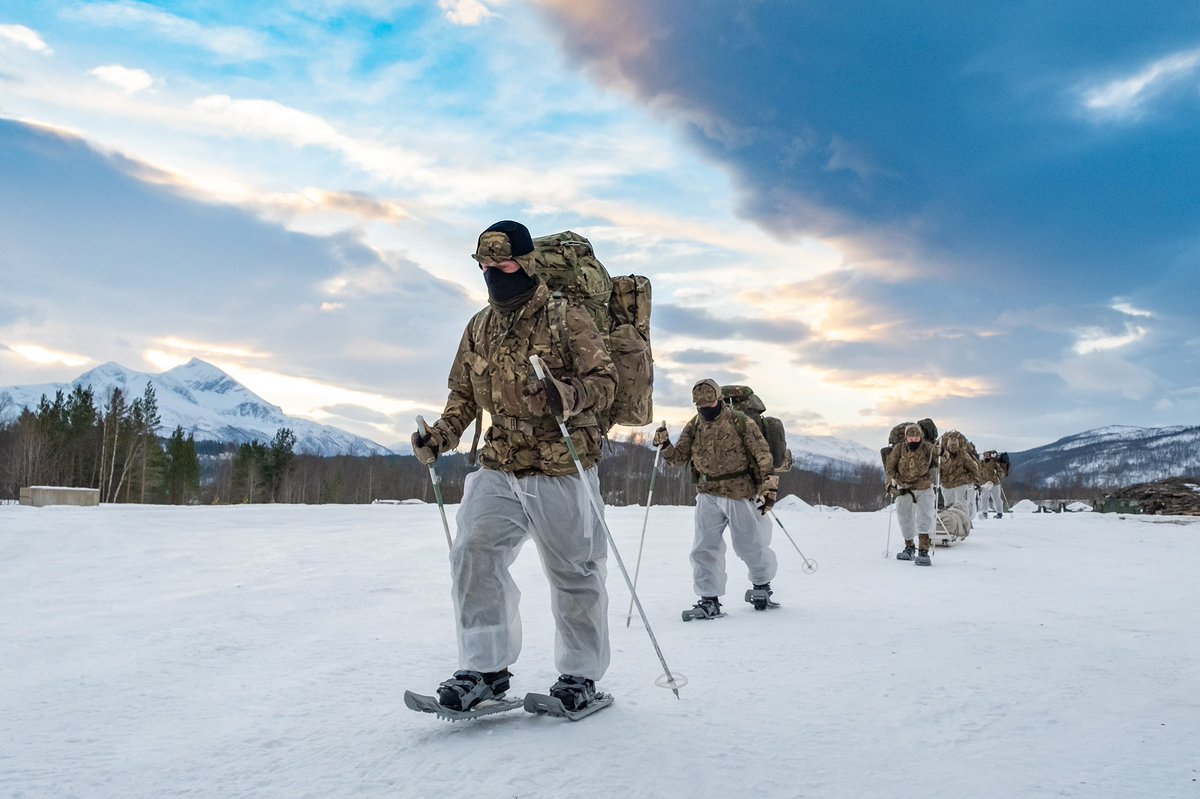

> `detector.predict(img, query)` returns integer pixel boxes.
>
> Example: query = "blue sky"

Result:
[1,1,1198,452]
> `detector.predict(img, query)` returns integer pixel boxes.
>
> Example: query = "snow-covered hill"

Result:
[787,433,882,474]
[0,359,392,456]
[1009,425,1200,489]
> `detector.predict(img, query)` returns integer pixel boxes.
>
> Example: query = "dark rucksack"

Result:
[530,231,653,429]
[881,418,938,467]
[720,385,792,474]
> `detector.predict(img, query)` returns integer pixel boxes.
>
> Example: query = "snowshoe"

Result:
[436,668,510,711]
[681,596,724,621]
[744,583,780,611]
[914,549,932,566]
[524,690,614,721]
[405,689,523,721]
[896,542,916,561]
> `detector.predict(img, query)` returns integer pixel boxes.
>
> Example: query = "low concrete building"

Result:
[19,486,101,507]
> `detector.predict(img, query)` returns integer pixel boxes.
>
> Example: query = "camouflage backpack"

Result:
[881,418,938,466]
[719,385,793,473]
[530,231,653,429]
[939,429,976,460]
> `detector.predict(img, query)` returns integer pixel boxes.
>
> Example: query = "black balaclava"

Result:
[907,441,921,451]
[697,404,722,422]
[484,266,539,310]
[475,220,539,311]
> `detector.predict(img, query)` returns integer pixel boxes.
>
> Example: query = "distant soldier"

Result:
[885,423,938,566]
[979,450,1009,518]
[653,378,779,620]
[411,220,617,713]
[939,430,981,520]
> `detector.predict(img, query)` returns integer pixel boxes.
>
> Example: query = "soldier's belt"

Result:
[491,412,597,436]
[697,469,752,484]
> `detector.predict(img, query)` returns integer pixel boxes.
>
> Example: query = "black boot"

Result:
[682,596,723,621]
[549,674,596,711]
[896,541,916,561]
[437,668,511,710]
[745,583,776,610]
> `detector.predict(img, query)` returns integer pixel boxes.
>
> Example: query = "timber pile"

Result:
[1103,477,1200,516]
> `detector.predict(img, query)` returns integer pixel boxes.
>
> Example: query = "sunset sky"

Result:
[2,1,1198,451]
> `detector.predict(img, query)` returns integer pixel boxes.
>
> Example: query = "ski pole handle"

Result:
[530,353,547,380]
[416,415,440,485]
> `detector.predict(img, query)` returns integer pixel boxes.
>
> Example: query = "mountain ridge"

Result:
[0,359,392,457]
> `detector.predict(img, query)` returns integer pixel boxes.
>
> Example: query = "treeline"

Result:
[0,383,202,503]
[1,393,888,509]
[194,435,887,509]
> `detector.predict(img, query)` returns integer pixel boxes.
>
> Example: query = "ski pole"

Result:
[626,427,664,627]
[768,510,817,573]
[416,415,453,550]
[531,355,682,698]
[883,495,896,558]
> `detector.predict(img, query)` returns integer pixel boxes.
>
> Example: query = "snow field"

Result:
[2,503,1198,798]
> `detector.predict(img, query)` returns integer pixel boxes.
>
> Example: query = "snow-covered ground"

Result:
[2,501,1198,798]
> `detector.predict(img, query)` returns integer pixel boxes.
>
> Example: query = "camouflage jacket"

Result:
[939,448,980,489]
[885,440,937,490]
[430,282,617,476]
[662,406,774,500]
[980,459,1007,484]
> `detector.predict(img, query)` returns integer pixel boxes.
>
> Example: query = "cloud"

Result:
[320,404,391,424]
[1082,47,1200,119]
[66,2,270,61]
[655,303,811,344]
[89,65,155,93]
[0,24,52,54]
[1072,323,1148,355]
[439,0,499,26]
[8,343,92,368]
[0,119,477,440]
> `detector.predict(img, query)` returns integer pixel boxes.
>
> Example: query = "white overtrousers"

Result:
[690,493,778,598]
[943,484,976,519]
[980,483,1004,514]
[451,466,609,680]
[896,487,935,541]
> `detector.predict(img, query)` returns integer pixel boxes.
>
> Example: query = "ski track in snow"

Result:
[2,503,1199,798]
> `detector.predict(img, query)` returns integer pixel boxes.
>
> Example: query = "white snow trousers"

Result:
[451,466,609,680]
[896,487,935,542]
[980,483,1004,514]
[690,493,778,598]
[943,484,976,519]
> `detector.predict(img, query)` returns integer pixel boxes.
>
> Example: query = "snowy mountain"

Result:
[0,359,392,456]
[787,433,882,475]
[1009,425,1200,489]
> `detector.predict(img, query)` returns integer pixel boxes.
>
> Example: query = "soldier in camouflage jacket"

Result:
[978,451,1009,518]
[939,431,981,519]
[654,379,780,618]
[886,423,938,564]
[411,220,617,713]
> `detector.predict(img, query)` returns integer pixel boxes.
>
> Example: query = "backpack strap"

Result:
[547,294,574,374]
[718,410,761,486]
